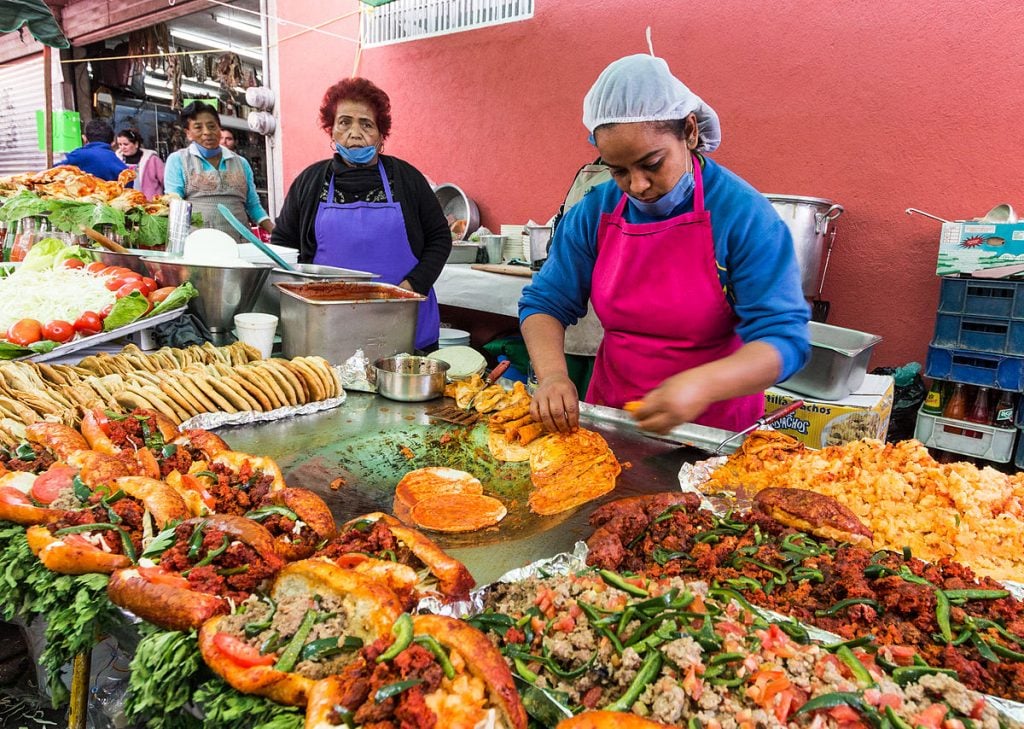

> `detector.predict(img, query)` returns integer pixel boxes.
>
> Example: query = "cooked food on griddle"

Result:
[410,492,507,533]
[529,428,620,515]
[393,466,483,523]
[752,487,873,548]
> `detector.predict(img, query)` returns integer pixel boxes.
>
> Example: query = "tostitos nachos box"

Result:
[763,374,894,449]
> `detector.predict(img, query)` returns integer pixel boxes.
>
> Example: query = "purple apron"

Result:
[313,160,440,349]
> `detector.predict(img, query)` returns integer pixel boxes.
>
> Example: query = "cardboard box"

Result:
[764,374,894,448]
[937,221,1024,276]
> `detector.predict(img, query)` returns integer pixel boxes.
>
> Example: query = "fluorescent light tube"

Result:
[215,15,263,36]
[169,28,263,62]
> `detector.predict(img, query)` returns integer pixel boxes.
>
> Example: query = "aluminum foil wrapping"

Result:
[179,366,347,429]
[340,349,376,393]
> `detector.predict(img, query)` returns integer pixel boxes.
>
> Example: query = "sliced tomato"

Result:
[149,286,177,304]
[137,565,190,590]
[774,689,798,723]
[86,261,107,274]
[0,485,33,506]
[139,277,158,296]
[60,258,85,269]
[30,465,78,504]
[42,320,75,343]
[100,303,114,319]
[213,633,276,667]
[116,280,146,298]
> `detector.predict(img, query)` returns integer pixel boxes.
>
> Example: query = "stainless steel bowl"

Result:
[94,249,172,276]
[140,257,273,338]
[434,183,480,240]
[373,355,449,402]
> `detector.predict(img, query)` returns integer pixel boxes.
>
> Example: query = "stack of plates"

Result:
[500,225,527,262]
[438,327,471,347]
[238,243,300,266]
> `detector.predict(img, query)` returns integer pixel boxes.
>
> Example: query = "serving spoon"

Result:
[217,204,296,271]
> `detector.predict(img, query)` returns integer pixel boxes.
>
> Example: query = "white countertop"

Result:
[434,264,604,356]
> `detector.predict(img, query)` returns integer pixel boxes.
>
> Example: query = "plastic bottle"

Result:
[966,386,993,425]
[9,216,37,262]
[994,390,1016,429]
[922,379,945,414]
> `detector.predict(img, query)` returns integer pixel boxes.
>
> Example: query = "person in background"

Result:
[115,128,164,199]
[62,119,127,181]
[271,78,451,351]
[519,54,810,434]
[220,129,237,151]
[164,101,272,242]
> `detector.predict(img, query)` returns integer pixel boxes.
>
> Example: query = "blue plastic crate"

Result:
[925,345,1024,391]
[938,277,1024,320]
[932,313,1024,356]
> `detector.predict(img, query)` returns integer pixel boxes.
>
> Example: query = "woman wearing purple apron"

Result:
[271,78,451,351]
[520,54,811,435]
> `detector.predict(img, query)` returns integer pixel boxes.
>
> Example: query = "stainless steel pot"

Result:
[434,184,480,240]
[763,194,844,298]
[373,356,449,402]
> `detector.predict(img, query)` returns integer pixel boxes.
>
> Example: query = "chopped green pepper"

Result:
[300,636,364,662]
[243,596,277,637]
[836,646,875,687]
[605,650,662,712]
[273,610,318,672]
[890,665,959,686]
[599,569,649,597]
[374,678,423,703]
[413,634,455,679]
[53,522,136,561]
[186,520,208,560]
[377,613,414,663]
[814,597,880,617]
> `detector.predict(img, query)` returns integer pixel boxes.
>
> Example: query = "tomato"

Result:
[100,266,131,277]
[7,319,42,346]
[149,286,177,304]
[137,565,190,590]
[60,258,85,269]
[100,304,114,319]
[30,465,77,504]
[0,485,32,507]
[41,320,75,343]
[86,261,107,274]
[138,277,158,296]
[213,633,276,667]
[911,704,948,729]
[116,281,146,298]
[74,311,103,335]
[106,273,141,291]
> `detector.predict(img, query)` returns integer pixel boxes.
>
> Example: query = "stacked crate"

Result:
[919,277,1024,465]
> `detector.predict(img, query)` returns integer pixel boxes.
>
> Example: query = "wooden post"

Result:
[67,649,91,729]
[43,45,53,168]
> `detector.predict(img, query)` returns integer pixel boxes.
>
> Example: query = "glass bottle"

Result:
[994,390,1015,429]
[1,219,17,262]
[922,379,945,414]
[966,386,993,425]
[943,383,969,421]
[9,216,38,262]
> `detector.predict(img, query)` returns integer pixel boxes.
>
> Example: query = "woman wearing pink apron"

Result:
[271,78,451,351]
[520,54,810,434]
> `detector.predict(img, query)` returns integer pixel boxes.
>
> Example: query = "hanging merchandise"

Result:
[247,111,276,135]
[245,86,276,111]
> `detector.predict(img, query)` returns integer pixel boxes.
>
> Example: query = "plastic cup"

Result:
[234,312,278,358]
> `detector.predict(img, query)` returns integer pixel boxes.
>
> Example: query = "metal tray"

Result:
[780,321,882,400]
[23,306,188,363]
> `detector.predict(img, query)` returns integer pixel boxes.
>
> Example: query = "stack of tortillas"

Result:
[393,467,506,533]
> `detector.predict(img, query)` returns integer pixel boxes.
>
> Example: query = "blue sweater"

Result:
[62,142,128,182]
[519,157,810,381]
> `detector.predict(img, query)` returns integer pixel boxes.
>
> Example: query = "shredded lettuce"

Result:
[0,522,123,706]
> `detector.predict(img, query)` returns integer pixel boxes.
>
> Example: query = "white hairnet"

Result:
[582,54,721,153]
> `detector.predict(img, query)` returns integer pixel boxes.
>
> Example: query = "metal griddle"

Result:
[216,392,715,584]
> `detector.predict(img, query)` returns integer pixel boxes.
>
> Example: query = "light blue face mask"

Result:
[335,143,378,165]
[191,141,221,160]
[627,169,694,217]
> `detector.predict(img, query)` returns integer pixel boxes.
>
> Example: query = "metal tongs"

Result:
[713,399,805,455]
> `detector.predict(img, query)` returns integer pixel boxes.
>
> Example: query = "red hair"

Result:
[318,77,393,140]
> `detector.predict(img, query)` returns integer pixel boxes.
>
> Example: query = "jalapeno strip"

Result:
[259,631,285,655]
[989,642,1024,662]
[245,505,300,523]
[814,597,880,617]
[377,613,414,663]
[513,657,538,683]
[466,612,515,634]
[72,475,91,503]
[53,522,136,561]
[780,532,822,556]
[651,547,691,566]
[186,520,208,560]
[413,634,455,679]
[161,443,178,458]
[794,691,872,717]
[885,705,912,729]
[216,565,249,576]
[300,636,364,662]
[243,596,277,637]
[891,665,959,686]
[935,588,954,643]
[605,649,662,712]
[374,678,423,703]
[273,609,318,672]
[599,569,648,597]
[836,646,875,687]
[943,589,1010,602]
[183,535,229,575]
[822,635,874,651]
[192,470,219,480]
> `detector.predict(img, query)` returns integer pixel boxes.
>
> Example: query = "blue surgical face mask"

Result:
[335,143,378,165]
[627,169,695,218]
[191,141,221,159]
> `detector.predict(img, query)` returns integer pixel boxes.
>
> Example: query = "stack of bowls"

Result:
[438,328,471,347]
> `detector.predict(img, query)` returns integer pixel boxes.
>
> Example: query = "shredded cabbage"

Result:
[0,268,115,333]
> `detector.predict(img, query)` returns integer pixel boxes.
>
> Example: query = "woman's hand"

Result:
[530,373,579,433]
[631,370,714,434]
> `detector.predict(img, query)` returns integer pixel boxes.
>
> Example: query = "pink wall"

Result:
[276,1,1024,369]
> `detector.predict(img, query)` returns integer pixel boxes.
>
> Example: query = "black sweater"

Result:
[271,155,452,294]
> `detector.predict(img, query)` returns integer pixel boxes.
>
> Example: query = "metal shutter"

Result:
[0,53,65,176]
[361,0,534,48]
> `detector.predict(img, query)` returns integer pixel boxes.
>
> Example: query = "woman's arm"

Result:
[163,152,186,198]
[521,313,579,432]
[238,157,271,228]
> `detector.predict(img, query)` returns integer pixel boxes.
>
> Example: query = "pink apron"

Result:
[587,155,764,431]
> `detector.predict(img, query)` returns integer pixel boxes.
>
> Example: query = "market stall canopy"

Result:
[0,0,68,48]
